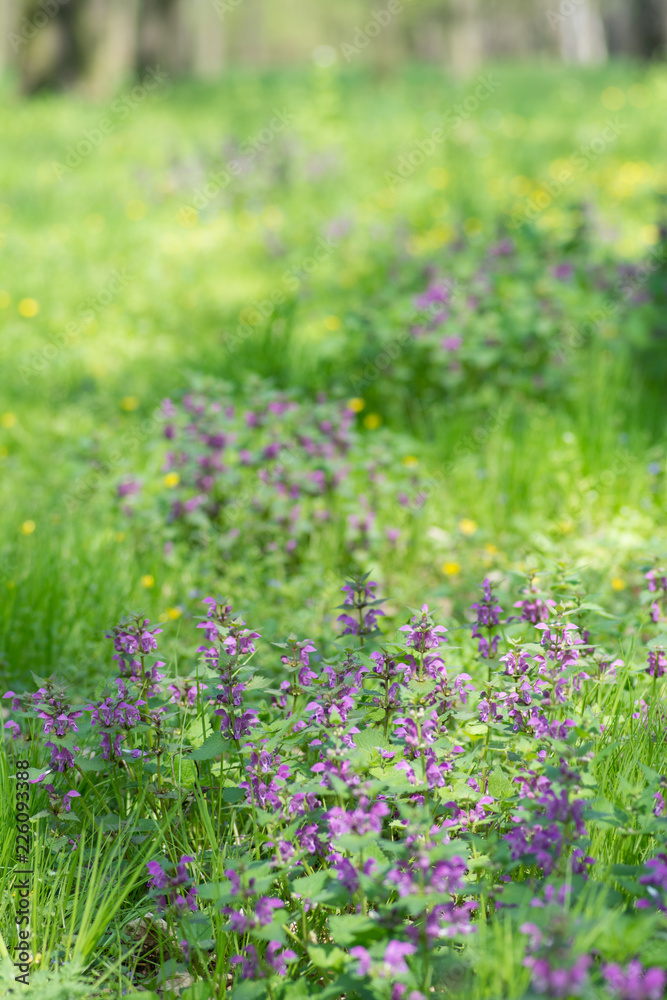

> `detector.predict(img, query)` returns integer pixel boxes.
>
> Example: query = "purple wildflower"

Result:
[602,960,666,1000]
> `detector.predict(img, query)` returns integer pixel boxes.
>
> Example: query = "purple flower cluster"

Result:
[520,921,592,998]
[337,574,385,644]
[146,854,198,914]
[197,597,260,740]
[505,769,593,877]
[526,952,591,998]
[398,603,447,682]
[148,388,356,546]
[4,565,667,994]
[4,682,83,762]
[305,650,367,737]
[645,567,667,624]
[647,646,667,679]
[513,576,556,623]
[637,848,667,911]
[470,578,503,658]
[85,616,167,760]
[231,942,297,979]
[602,960,667,1000]
[221,868,296,980]
[43,783,81,815]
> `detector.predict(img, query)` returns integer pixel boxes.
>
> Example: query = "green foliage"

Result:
[1,62,667,999]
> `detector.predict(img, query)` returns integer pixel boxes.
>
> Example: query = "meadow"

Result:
[0,60,666,998]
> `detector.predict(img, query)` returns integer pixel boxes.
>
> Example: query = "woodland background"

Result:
[1,0,667,95]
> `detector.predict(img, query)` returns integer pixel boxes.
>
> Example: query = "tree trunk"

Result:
[186,0,226,77]
[448,0,485,76]
[0,0,18,78]
[558,0,608,63]
[15,0,83,93]
[79,0,141,97]
[630,0,667,57]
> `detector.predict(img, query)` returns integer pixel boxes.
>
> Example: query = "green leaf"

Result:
[222,787,245,803]
[95,813,124,831]
[352,729,395,753]
[26,766,50,782]
[189,732,229,761]
[232,982,268,1000]
[251,920,286,944]
[328,914,381,947]
[181,984,215,1000]
[197,881,233,904]
[291,870,329,899]
[315,977,377,1000]
[307,944,346,971]
[281,982,310,1000]
[562,602,618,619]
[488,767,513,798]
[611,864,641,876]
[76,756,107,772]
[245,674,272,691]
[47,836,70,852]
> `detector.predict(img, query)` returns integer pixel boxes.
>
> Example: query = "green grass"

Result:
[0,60,666,998]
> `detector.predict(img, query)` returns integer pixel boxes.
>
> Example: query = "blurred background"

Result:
[1,0,667,682]
[1,0,667,94]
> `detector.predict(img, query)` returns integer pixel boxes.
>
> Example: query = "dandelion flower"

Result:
[442,561,461,576]
[18,298,39,318]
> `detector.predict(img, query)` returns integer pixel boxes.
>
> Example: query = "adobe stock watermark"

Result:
[179,109,295,221]
[404,402,512,512]
[350,279,462,393]
[546,0,588,29]
[555,243,666,365]
[63,406,163,514]
[220,437,303,528]
[8,0,69,52]
[212,0,244,19]
[0,553,13,586]
[51,66,169,179]
[558,448,635,532]
[508,118,627,229]
[19,269,133,384]
[340,0,412,62]
[383,75,502,192]
[223,233,341,352]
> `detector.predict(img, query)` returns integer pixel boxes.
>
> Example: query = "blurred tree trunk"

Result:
[447,0,485,74]
[79,0,140,96]
[186,0,226,77]
[8,0,667,92]
[236,0,266,65]
[630,0,667,57]
[138,0,186,75]
[557,0,608,63]
[16,0,83,93]
[0,0,17,77]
